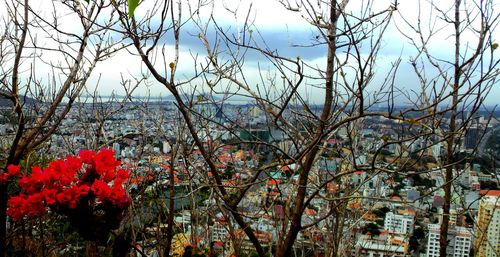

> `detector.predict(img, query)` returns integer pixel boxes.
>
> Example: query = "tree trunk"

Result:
[85,241,98,257]
[163,164,176,256]
[439,1,461,256]
[0,184,6,257]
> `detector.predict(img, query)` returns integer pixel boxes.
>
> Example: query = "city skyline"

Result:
[1,0,499,105]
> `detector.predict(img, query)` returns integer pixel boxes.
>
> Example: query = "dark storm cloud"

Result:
[156,23,328,61]
[151,17,418,64]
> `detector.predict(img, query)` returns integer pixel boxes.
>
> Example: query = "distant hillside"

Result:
[163,93,221,102]
[0,98,11,107]
[0,90,38,107]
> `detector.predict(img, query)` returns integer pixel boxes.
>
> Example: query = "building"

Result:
[426,223,472,257]
[475,190,500,257]
[354,234,410,257]
[384,212,414,235]
[113,142,120,158]
[431,143,443,158]
[464,125,480,150]
[437,208,460,226]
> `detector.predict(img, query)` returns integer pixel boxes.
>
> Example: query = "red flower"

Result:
[42,188,57,205]
[78,185,90,196]
[109,186,131,208]
[94,148,120,176]
[7,148,131,223]
[0,174,7,183]
[102,170,116,183]
[19,168,45,195]
[56,186,83,209]
[7,165,20,177]
[25,193,46,217]
[64,156,82,174]
[18,175,32,192]
[0,164,22,182]
[7,195,27,220]
[56,191,72,206]
[58,173,73,187]
[91,179,112,200]
[79,150,96,165]
[116,169,129,181]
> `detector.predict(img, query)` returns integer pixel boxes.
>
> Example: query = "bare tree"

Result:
[397,0,499,255]
[115,0,499,256]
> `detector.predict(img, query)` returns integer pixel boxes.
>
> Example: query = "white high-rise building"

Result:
[112,142,120,158]
[426,223,472,257]
[384,212,414,235]
[475,190,500,257]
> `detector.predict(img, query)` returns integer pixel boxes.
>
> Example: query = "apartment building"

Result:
[426,223,472,257]
[384,211,414,235]
[475,190,500,257]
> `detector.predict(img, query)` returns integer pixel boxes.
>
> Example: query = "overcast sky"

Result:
[3,0,500,106]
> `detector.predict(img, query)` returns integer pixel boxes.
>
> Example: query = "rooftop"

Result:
[479,190,500,196]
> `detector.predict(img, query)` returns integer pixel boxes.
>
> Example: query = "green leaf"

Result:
[83,0,89,3]
[128,0,139,17]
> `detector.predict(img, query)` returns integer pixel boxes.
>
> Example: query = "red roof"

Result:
[216,216,227,223]
[391,196,402,201]
[274,205,284,219]
[305,208,316,216]
[213,241,224,248]
[480,190,500,196]
[327,139,337,144]
[327,183,338,191]
[224,180,237,186]
[268,179,281,186]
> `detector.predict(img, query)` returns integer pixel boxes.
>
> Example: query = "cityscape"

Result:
[1,0,499,257]
[2,100,500,257]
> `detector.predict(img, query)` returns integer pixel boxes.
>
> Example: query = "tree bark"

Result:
[275,1,339,256]
[85,241,98,257]
[439,1,461,256]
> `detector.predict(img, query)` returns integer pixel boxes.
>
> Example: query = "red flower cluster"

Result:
[0,165,21,183]
[7,149,131,221]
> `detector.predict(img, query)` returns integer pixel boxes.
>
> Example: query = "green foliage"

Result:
[361,223,380,236]
[307,204,318,212]
[393,173,403,183]
[413,227,425,239]
[412,174,435,187]
[409,235,419,252]
[464,213,474,226]
[128,0,139,17]
[372,207,390,218]
[420,155,437,164]
[248,251,272,257]
[372,209,384,218]
[453,152,493,172]
[379,206,390,213]
[486,129,500,150]
[379,149,393,156]
[198,186,211,202]
[480,180,499,190]
[393,183,405,194]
